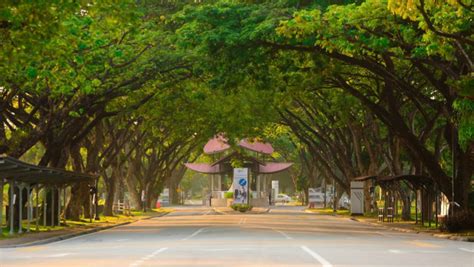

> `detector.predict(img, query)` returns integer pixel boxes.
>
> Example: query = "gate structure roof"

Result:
[0,155,94,185]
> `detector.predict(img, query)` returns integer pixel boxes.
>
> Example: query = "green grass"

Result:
[306,208,350,216]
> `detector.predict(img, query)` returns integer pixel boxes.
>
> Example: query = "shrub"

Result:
[468,192,474,210]
[441,210,474,232]
[224,192,234,199]
[231,203,253,212]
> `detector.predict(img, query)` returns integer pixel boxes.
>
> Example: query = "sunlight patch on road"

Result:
[406,240,441,248]
[16,246,45,252]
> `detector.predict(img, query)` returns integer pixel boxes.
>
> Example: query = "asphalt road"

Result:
[1,206,473,267]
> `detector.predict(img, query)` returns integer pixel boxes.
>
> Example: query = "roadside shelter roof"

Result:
[353,175,377,182]
[0,155,94,185]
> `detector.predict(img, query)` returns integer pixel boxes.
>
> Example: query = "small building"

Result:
[185,136,292,207]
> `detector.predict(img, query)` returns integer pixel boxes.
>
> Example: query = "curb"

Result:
[0,212,169,248]
[350,217,473,242]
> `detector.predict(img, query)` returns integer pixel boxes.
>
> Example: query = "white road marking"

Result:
[376,231,392,237]
[116,239,129,242]
[274,229,293,239]
[388,249,402,254]
[182,228,205,240]
[130,260,144,267]
[129,248,168,267]
[301,246,332,267]
[459,248,474,253]
[45,253,71,258]
[200,248,254,251]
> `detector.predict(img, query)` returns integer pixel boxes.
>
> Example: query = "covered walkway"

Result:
[0,155,94,235]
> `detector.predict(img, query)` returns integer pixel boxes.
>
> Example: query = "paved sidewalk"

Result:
[0,212,168,248]
[351,216,474,242]
[304,208,473,242]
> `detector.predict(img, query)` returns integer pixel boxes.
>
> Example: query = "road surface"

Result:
[1,206,473,266]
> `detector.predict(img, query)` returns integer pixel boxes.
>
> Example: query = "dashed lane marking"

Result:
[182,228,205,241]
[45,253,72,258]
[129,247,168,267]
[459,248,474,253]
[388,249,403,254]
[301,245,332,267]
[274,229,293,240]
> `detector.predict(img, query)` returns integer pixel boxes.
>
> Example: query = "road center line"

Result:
[274,229,292,239]
[301,245,332,267]
[45,253,71,258]
[182,228,205,240]
[459,248,474,253]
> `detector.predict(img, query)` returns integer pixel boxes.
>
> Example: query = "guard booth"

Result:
[185,136,292,207]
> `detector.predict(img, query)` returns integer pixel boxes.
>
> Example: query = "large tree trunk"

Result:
[124,165,142,210]
[399,188,412,220]
[454,147,473,211]
[103,176,116,216]
[65,182,91,220]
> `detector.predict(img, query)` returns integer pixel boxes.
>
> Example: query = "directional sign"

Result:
[233,168,248,204]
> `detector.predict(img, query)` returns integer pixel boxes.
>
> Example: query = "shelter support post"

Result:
[0,179,3,234]
[210,175,214,192]
[428,191,431,227]
[63,187,67,225]
[51,187,55,228]
[35,185,39,231]
[18,184,23,233]
[27,185,31,232]
[57,186,61,226]
[9,180,15,235]
[43,188,47,227]
[415,189,418,224]
[421,188,424,226]
[257,175,260,194]
[435,189,439,228]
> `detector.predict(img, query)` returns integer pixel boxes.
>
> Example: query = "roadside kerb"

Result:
[305,209,472,242]
[350,216,473,242]
[0,212,169,248]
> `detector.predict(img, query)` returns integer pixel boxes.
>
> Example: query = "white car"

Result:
[275,193,292,203]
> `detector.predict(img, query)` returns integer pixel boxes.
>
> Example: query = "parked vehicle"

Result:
[275,193,292,203]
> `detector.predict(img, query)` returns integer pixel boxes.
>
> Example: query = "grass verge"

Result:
[0,208,172,240]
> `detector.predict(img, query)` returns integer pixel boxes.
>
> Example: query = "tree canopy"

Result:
[0,0,472,218]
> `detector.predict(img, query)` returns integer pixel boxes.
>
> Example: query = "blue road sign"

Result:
[239,178,247,186]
